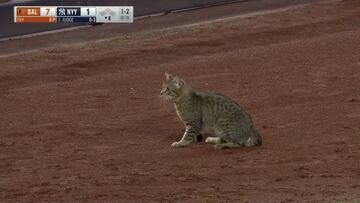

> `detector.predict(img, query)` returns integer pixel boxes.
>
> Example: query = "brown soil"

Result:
[1,0,360,202]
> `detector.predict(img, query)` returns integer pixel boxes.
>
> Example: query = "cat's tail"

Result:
[254,134,262,146]
[246,127,262,146]
[246,136,262,146]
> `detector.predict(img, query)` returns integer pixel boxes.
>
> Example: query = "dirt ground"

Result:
[1,0,360,202]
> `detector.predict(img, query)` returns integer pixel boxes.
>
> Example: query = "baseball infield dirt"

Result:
[0,0,359,202]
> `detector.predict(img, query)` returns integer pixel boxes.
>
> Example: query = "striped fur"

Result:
[160,72,262,149]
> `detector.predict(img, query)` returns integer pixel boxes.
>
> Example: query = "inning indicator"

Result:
[14,6,133,23]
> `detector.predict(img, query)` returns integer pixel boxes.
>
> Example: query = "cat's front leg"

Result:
[171,124,200,148]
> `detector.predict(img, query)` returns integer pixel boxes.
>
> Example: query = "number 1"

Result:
[87,8,89,15]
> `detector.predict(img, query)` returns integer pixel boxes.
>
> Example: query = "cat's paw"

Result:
[171,141,189,148]
[205,137,212,143]
[171,141,183,147]
[205,137,221,144]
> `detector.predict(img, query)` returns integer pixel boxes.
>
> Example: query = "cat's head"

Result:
[160,72,187,101]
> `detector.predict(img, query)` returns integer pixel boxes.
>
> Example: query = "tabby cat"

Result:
[160,72,262,149]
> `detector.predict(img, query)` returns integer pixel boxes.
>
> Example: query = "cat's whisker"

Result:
[159,96,166,106]
[160,94,173,103]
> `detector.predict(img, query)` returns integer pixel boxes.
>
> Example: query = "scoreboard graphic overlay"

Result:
[14,6,133,23]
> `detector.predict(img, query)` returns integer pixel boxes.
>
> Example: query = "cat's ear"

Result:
[173,76,185,89]
[165,72,172,80]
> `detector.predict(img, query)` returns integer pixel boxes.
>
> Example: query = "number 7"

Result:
[46,8,50,15]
